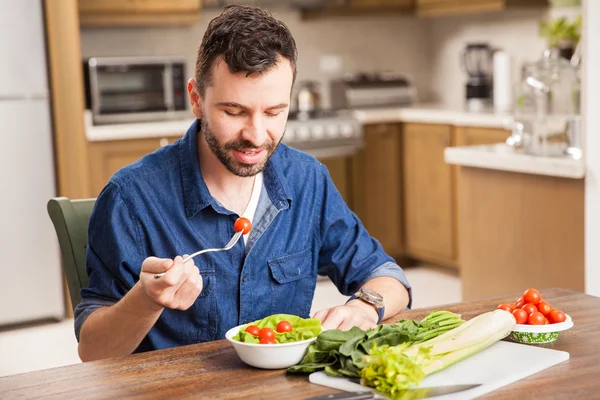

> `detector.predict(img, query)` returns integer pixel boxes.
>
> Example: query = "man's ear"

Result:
[187,78,202,119]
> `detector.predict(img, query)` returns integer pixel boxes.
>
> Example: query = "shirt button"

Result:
[242,276,247,282]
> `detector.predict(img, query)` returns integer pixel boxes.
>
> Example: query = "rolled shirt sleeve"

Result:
[316,164,413,308]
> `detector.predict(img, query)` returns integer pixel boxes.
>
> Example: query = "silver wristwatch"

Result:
[348,288,385,324]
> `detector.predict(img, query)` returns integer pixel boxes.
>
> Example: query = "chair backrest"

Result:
[47,197,96,312]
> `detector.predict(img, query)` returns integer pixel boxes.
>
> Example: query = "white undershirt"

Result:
[240,172,263,245]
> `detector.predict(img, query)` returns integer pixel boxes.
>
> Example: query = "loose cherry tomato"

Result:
[259,336,276,344]
[276,320,293,333]
[521,303,538,316]
[537,301,552,316]
[258,327,275,342]
[244,325,260,336]
[523,288,542,305]
[549,309,567,324]
[528,311,546,325]
[497,304,513,312]
[515,297,524,309]
[234,217,252,235]
[512,308,528,324]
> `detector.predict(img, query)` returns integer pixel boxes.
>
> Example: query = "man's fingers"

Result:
[177,270,203,310]
[141,257,173,274]
[320,308,346,331]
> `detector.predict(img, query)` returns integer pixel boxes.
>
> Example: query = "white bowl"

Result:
[225,325,317,369]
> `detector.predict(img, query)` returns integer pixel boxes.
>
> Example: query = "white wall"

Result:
[428,9,549,107]
[80,8,434,108]
[584,0,600,296]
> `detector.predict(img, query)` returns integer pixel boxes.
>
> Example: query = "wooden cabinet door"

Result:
[320,156,353,210]
[78,0,202,26]
[348,0,413,7]
[416,0,504,17]
[403,123,455,267]
[454,126,511,147]
[87,137,179,197]
[356,123,404,258]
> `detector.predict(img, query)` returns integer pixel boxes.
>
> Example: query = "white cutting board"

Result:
[309,340,569,399]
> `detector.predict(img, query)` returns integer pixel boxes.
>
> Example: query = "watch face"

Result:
[360,288,384,305]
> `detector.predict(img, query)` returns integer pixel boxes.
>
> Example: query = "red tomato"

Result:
[521,303,538,316]
[528,311,546,325]
[497,304,513,312]
[537,301,552,316]
[234,217,252,235]
[258,327,275,342]
[508,303,517,312]
[523,288,541,305]
[259,336,276,344]
[515,297,524,309]
[244,325,260,336]
[549,309,567,324]
[512,308,528,324]
[276,320,293,333]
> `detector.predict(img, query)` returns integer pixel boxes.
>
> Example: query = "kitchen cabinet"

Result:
[301,0,413,19]
[78,0,202,27]
[354,123,404,259]
[403,123,456,268]
[454,126,511,147]
[320,156,355,210]
[416,0,547,18]
[458,167,584,301]
[87,136,181,196]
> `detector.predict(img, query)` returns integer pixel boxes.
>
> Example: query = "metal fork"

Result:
[153,230,243,279]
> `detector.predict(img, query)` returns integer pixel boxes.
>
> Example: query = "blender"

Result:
[461,43,494,112]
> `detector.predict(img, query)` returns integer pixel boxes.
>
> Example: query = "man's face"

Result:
[188,57,293,177]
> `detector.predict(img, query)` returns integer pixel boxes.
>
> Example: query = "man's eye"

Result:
[265,111,281,117]
[225,110,244,116]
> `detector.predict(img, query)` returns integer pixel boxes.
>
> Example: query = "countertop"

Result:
[445,143,585,179]
[83,104,513,142]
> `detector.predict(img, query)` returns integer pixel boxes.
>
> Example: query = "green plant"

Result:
[539,15,581,48]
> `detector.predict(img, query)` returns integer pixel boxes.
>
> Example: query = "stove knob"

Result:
[297,126,310,140]
[326,125,339,138]
[340,124,355,138]
[311,125,325,139]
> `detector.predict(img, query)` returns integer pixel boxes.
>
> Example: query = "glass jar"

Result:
[509,49,581,157]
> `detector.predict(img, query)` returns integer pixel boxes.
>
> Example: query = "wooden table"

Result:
[1,288,598,399]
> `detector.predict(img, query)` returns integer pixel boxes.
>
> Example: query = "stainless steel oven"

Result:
[83,56,188,125]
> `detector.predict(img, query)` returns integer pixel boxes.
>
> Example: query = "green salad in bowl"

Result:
[227,314,322,369]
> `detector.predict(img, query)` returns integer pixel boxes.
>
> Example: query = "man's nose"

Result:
[241,114,267,147]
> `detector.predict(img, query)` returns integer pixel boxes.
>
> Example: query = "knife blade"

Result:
[305,382,481,400]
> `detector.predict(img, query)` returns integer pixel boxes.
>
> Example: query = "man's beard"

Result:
[200,118,282,177]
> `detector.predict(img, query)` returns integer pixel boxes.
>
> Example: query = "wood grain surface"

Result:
[1,288,597,399]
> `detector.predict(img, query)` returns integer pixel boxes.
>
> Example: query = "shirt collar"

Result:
[179,120,292,219]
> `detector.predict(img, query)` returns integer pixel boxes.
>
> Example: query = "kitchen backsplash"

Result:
[81,7,559,112]
[80,9,433,110]
[428,8,550,108]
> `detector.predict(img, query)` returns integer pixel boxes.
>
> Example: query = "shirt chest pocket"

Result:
[267,248,316,318]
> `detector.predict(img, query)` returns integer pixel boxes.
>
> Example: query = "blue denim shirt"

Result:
[75,119,412,353]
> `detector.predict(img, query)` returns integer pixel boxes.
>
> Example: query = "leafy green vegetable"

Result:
[287,311,464,377]
[232,314,322,344]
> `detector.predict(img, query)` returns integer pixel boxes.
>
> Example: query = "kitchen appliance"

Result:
[295,80,322,113]
[508,49,581,157]
[0,0,65,325]
[309,340,569,399]
[83,56,187,125]
[461,43,494,112]
[330,72,416,109]
[283,109,363,159]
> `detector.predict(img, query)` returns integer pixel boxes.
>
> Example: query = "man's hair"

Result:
[194,5,298,96]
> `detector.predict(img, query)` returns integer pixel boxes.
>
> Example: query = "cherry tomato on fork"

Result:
[234,217,252,235]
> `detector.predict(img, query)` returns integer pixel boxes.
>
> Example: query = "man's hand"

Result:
[313,300,379,331]
[138,255,203,311]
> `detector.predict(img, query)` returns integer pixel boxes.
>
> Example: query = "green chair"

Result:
[47,197,96,312]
